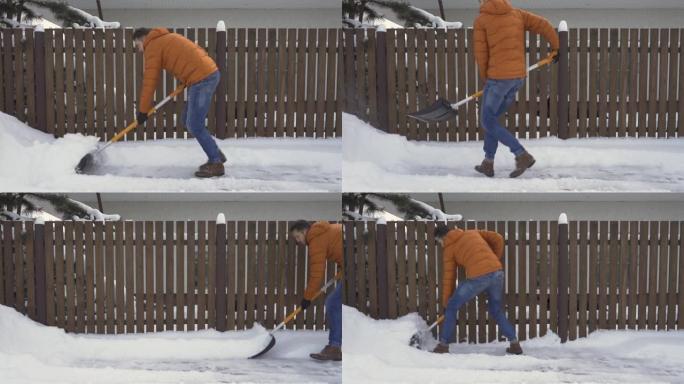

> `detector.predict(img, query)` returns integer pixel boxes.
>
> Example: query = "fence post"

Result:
[557,21,569,140]
[375,220,389,319]
[215,21,227,139]
[33,219,48,325]
[375,29,389,132]
[343,221,356,308]
[2,222,13,306]
[558,213,569,343]
[215,213,227,331]
[343,29,356,116]
[34,26,48,133]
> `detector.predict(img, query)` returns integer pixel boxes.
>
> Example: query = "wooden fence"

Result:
[0,27,342,140]
[345,28,684,141]
[344,220,684,344]
[0,219,339,334]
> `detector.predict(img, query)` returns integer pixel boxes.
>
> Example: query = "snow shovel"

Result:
[408,52,558,123]
[249,271,343,359]
[74,84,186,174]
[409,314,445,350]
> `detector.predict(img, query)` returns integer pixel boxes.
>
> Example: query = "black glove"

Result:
[300,298,311,310]
[136,112,148,126]
[552,51,560,64]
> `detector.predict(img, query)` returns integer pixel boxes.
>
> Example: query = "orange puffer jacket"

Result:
[441,228,505,306]
[139,28,218,113]
[474,0,559,80]
[304,221,343,300]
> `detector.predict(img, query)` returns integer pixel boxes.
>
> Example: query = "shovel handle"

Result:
[427,314,445,331]
[272,271,343,332]
[452,53,558,109]
[107,84,185,145]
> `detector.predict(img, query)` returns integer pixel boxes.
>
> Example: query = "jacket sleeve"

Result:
[139,48,162,113]
[441,252,458,308]
[473,17,489,80]
[479,230,504,259]
[521,10,560,51]
[303,239,327,300]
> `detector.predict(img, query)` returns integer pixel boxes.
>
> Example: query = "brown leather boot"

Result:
[431,343,450,354]
[474,159,494,177]
[195,162,225,178]
[506,341,523,355]
[310,345,342,361]
[509,152,535,178]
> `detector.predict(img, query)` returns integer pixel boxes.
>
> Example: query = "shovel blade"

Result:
[75,152,97,174]
[408,98,458,123]
[409,330,430,350]
[248,334,276,359]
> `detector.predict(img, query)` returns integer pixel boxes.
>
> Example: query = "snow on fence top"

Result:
[559,20,568,32]
[559,213,568,225]
[217,20,226,32]
[216,213,226,225]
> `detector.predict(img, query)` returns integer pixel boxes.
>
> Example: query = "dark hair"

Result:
[132,28,151,41]
[289,220,311,232]
[434,224,450,239]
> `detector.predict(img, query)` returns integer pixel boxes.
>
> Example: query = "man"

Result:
[133,28,226,178]
[432,224,521,355]
[290,220,343,361]
[473,0,559,178]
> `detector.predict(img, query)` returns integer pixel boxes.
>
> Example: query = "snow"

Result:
[68,6,121,28]
[409,7,463,29]
[558,212,568,224]
[0,112,341,192]
[217,20,226,32]
[343,113,684,192]
[216,212,226,224]
[0,305,340,384]
[68,198,121,221]
[559,20,569,32]
[343,305,684,384]
[409,199,463,221]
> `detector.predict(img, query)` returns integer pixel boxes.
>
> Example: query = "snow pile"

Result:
[343,113,684,192]
[0,112,101,186]
[0,305,271,362]
[343,305,684,383]
[0,305,339,383]
[0,112,341,192]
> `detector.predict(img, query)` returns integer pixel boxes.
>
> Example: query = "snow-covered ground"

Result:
[343,306,684,384]
[0,305,340,384]
[343,113,684,192]
[0,112,341,192]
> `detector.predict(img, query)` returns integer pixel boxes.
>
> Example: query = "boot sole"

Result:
[509,160,535,178]
[195,171,225,178]
[310,354,342,362]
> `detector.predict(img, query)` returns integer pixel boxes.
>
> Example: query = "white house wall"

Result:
[82,8,340,28]
[437,201,684,222]
[439,8,684,28]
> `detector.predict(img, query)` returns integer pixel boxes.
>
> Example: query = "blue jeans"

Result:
[183,70,222,163]
[439,270,516,345]
[481,78,526,160]
[326,282,342,347]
